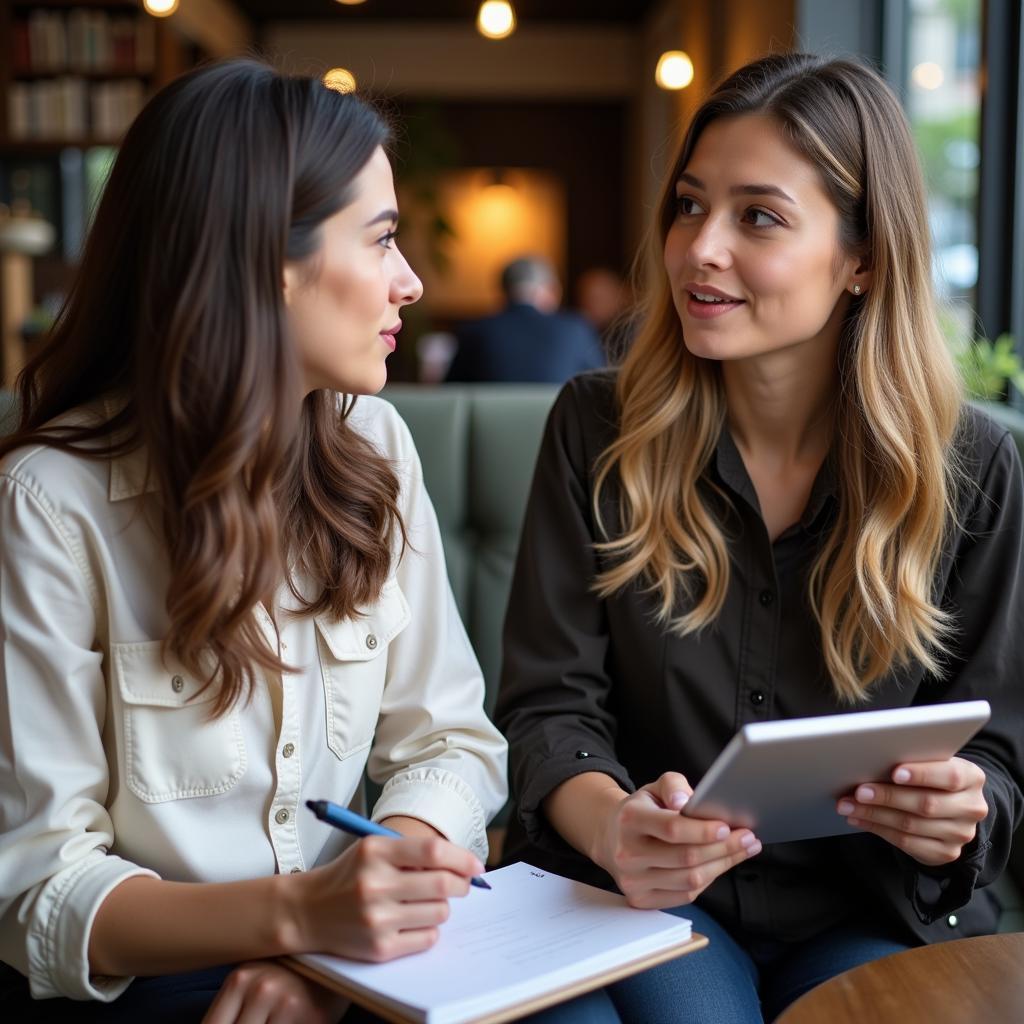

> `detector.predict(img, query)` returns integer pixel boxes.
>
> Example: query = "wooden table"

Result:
[777,932,1024,1024]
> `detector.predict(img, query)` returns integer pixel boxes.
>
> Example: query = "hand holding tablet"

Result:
[836,754,989,866]
[682,701,990,848]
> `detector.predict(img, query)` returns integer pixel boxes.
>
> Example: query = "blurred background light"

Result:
[323,68,357,93]
[477,2,516,41]
[911,61,945,90]
[655,50,694,90]
[142,0,179,16]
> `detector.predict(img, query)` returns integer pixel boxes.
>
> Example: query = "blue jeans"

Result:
[2,905,910,1023]
[0,964,235,1023]
[500,904,911,1024]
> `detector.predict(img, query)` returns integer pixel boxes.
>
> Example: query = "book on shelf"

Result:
[14,9,155,76]
[288,861,707,1024]
[7,79,145,143]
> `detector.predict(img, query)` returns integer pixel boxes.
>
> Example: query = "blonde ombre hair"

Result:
[593,53,963,702]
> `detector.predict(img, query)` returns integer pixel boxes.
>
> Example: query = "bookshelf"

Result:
[0,1,220,385]
[0,1,190,149]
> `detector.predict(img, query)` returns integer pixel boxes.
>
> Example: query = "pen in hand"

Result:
[305,799,492,890]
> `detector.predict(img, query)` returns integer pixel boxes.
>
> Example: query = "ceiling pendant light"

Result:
[323,68,357,93]
[655,50,695,90]
[477,1,516,41]
[142,0,179,16]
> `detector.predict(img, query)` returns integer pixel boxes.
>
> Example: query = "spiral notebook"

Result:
[288,861,707,1024]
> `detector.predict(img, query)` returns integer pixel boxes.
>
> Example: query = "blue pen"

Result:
[305,799,491,890]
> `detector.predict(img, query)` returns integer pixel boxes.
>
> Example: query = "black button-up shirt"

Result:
[496,371,1024,946]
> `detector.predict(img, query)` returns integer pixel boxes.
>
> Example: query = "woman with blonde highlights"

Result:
[497,52,1024,1022]
[0,60,510,1023]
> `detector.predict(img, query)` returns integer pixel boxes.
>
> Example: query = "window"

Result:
[902,0,983,351]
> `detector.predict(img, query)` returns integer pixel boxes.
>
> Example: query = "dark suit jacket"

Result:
[445,303,605,384]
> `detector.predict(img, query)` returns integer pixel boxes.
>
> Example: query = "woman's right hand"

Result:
[592,772,762,909]
[288,836,485,961]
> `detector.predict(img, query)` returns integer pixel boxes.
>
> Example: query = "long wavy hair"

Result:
[0,59,406,715]
[593,53,963,701]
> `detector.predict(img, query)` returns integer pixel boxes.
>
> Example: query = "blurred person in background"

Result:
[445,256,605,383]
[575,265,634,360]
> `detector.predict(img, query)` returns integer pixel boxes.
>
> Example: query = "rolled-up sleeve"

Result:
[366,410,508,864]
[0,471,157,1001]
[495,379,634,851]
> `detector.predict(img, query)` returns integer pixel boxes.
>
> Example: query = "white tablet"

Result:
[682,700,990,843]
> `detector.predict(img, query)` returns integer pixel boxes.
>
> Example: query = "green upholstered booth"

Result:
[382,385,559,715]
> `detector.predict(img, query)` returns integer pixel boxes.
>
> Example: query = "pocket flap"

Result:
[315,580,411,662]
[113,641,217,707]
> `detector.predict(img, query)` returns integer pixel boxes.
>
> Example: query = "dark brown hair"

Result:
[1,58,406,713]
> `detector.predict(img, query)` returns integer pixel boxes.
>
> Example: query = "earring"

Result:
[853,284,862,295]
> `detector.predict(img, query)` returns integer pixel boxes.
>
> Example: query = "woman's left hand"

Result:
[836,757,988,867]
[202,960,350,1024]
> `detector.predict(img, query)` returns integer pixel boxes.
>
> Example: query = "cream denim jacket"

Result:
[0,396,507,1002]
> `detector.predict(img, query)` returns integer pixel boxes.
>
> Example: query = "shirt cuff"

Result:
[372,766,489,863]
[904,839,991,925]
[516,748,634,853]
[27,851,159,1001]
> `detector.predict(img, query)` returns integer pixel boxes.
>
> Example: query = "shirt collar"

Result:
[712,427,837,531]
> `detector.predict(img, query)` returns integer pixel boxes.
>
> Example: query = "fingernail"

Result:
[740,832,757,848]
[856,786,875,802]
[894,768,911,783]
[669,792,690,810]
[474,860,485,874]
[837,799,855,815]
[746,841,762,857]
[716,825,730,841]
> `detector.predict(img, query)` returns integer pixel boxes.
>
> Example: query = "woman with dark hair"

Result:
[0,60,509,1021]
[496,52,1024,1022]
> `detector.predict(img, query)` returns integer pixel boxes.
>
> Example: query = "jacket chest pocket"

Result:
[112,642,247,803]
[316,580,411,762]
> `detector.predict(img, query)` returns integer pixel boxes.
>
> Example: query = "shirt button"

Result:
[759,589,774,607]
[171,675,184,693]
[365,634,378,650]
[750,690,766,706]
[575,750,591,759]
[947,914,959,928]
[282,743,295,758]
[275,808,290,825]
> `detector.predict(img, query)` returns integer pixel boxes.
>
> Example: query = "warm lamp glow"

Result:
[911,61,945,90]
[323,68,357,93]
[399,168,564,318]
[334,1,368,5]
[483,182,517,202]
[656,50,694,90]
[143,0,179,16]
[477,1,516,40]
